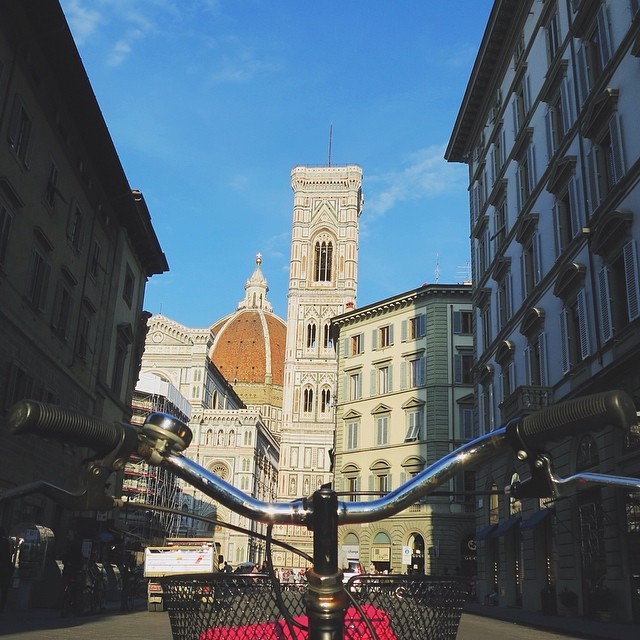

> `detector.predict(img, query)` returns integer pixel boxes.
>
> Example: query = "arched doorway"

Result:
[408,533,425,574]
[371,531,392,573]
[340,532,360,569]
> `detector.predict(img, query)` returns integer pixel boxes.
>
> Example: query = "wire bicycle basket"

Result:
[161,573,470,640]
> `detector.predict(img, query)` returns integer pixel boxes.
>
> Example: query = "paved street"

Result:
[0,603,617,640]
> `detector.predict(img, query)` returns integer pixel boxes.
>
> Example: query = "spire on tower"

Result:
[238,253,272,311]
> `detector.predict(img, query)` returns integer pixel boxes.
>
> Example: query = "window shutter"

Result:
[568,175,582,234]
[453,311,461,334]
[586,145,601,214]
[552,201,562,259]
[596,5,612,69]
[511,97,519,136]
[388,366,393,393]
[609,114,625,185]
[51,284,62,331]
[484,226,492,269]
[520,251,528,297]
[488,383,495,431]
[470,188,477,223]
[560,308,570,373]
[515,165,522,213]
[370,370,376,396]
[523,73,531,113]
[576,45,589,106]
[420,356,427,386]
[388,324,394,345]
[597,266,613,342]
[524,345,532,385]
[539,332,548,386]
[545,108,555,160]
[401,320,408,342]
[454,354,462,384]
[462,408,474,440]
[576,288,590,358]
[623,240,640,321]
[527,143,537,194]
[506,272,513,319]
[532,232,542,284]
[371,329,378,350]
[400,361,407,390]
[489,147,496,185]
[561,77,573,132]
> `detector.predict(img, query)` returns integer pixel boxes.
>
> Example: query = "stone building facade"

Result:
[0,0,167,542]
[446,0,640,623]
[331,284,475,576]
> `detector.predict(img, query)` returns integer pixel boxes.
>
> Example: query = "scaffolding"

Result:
[121,373,192,545]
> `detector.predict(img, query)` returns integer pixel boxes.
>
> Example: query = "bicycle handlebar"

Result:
[5,389,636,526]
[513,389,636,448]
[7,400,139,456]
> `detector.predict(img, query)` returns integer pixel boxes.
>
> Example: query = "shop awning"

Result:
[474,523,498,540]
[520,508,554,531]
[493,515,521,537]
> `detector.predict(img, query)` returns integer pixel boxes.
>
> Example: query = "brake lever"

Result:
[0,416,134,511]
[0,475,122,511]
[505,453,640,500]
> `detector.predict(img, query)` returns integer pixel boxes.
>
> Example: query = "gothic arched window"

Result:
[307,322,317,348]
[303,387,314,413]
[323,322,332,349]
[314,240,333,282]
[321,388,331,413]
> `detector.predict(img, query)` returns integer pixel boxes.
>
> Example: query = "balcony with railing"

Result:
[500,385,553,423]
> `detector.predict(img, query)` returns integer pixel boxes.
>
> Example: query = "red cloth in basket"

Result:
[199,604,397,640]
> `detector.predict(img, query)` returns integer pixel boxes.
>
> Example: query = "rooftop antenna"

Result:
[457,260,472,285]
[328,122,333,167]
[434,252,440,284]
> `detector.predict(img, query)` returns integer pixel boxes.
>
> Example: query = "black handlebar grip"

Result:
[7,400,136,456]
[516,390,636,447]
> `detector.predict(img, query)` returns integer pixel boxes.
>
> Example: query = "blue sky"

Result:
[59,0,493,328]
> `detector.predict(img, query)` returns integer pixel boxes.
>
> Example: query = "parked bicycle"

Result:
[60,563,106,617]
[5,389,640,639]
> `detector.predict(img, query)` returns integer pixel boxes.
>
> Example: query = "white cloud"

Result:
[365,144,466,220]
[107,29,144,67]
[209,49,280,84]
[61,0,103,44]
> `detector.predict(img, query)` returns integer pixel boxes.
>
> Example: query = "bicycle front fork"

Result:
[305,485,349,640]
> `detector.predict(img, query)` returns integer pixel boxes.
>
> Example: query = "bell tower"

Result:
[275,165,363,566]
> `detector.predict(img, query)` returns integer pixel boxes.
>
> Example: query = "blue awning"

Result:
[475,523,498,540]
[493,515,521,537]
[520,508,554,531]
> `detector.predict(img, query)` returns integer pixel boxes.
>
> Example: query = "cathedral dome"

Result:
[210,254,286,389]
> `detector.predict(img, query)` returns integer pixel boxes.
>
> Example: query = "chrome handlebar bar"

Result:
[4,389,638,519]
